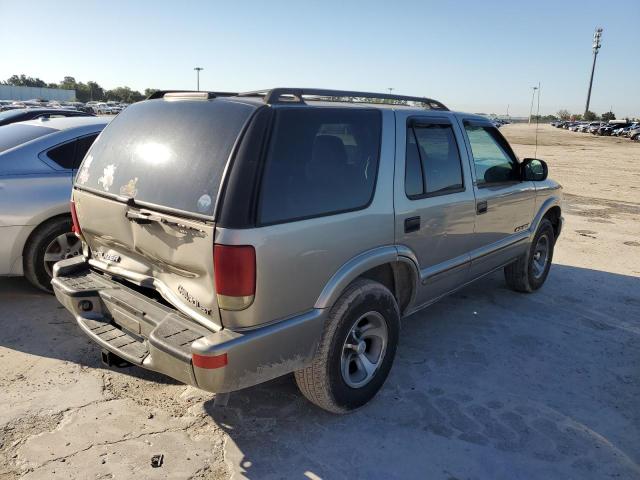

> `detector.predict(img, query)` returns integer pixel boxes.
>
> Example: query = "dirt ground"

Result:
[1,124,639,480]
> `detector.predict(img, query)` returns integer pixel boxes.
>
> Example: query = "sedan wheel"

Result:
[43,232,82,278]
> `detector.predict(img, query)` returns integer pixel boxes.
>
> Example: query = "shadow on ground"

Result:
[0,277,179,385]
[202,265,639,479]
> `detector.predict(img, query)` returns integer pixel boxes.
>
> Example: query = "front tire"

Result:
[23,217,82,292]
[294,279,400,414]
[504,218,555,293]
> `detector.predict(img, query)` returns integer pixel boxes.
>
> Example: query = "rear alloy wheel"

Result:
[295,279,400,413]
[23,217,81,292]
[340,312,388,388]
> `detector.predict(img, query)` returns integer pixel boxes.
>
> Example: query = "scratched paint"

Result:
[98,164,116,191]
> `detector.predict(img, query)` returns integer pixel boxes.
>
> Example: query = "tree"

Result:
[60,76,77,89]
[144,88,159,98]
[556,109,571,120]
[4,74,47,87]
[583,110,598,121]
[601,111,616,122]
[87,81,105,101]
[105,86,144,103]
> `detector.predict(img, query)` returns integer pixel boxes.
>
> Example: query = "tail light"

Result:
[213,244,255,311]
[70,200,82,236]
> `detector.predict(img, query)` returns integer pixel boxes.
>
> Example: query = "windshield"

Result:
[75,98,256,217]
[0,123,57,153]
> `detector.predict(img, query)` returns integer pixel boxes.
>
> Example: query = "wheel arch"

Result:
[314,246,420,315]
[529,196,563,240]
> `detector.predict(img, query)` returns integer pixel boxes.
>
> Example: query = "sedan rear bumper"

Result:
[52,257,325,393]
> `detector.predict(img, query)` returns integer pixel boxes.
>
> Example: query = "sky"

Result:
[1,0,638,117]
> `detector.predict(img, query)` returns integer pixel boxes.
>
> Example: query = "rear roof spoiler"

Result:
[146,90,239,100]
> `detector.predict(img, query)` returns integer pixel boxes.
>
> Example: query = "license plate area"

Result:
[111,307,141,335]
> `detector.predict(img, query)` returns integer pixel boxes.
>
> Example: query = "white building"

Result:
[0,85,76,102]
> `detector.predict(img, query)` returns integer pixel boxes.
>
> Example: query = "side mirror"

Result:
[522,158,548,181]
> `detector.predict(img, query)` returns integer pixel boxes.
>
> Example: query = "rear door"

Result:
[72,97,258,331]
[395,113,476,308]
[457,117,535,278]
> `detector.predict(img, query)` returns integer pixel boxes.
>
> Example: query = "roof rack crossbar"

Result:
[146,90,238,100]
[237,88,448,110]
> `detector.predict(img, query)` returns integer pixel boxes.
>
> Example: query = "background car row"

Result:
[0,98,128,115]
[551,120,640,141]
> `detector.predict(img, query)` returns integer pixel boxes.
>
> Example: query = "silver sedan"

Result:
[0,116,109,291]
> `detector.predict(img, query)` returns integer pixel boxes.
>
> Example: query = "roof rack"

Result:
[237,88,448,111]
[146,90,238,100]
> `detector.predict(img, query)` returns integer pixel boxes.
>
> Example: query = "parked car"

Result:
[52,88,563,413]
[92,103,110,114]
[107,104,122,114]
[599,122,631,136]
[587,122,605,134]
[612,123,636,136]
[0,116,109,291]
[0,108,95,127]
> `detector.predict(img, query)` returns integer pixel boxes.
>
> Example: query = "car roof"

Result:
[18,116,110,131]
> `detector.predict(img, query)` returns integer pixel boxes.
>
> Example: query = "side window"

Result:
[405,122,464,198]
[73,134,98,169]
[46,140,77,169]
[464,124,519,185]
[259,108,381,225]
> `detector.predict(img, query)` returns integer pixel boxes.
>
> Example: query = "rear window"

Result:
[0,124,56,153]
[75,98,256,217]
[259,108,381,225]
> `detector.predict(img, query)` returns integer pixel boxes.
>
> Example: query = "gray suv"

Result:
[52,88,563,413]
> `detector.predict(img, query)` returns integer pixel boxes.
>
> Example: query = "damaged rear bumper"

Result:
[52,257,325,393]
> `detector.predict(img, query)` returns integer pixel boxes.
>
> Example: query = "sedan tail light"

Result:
[70,200,82,236]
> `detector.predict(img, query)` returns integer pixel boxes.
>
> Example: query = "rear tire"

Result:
[504,218,555,293]
[294,279,400,414]
[23,217,81,293]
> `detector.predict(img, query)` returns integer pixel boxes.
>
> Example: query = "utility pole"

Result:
[584,27,603,116]
[194,67,204,91]
[528,86,538,124]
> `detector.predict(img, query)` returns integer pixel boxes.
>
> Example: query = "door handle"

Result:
[404,216,421,233]
[476,201,488,215]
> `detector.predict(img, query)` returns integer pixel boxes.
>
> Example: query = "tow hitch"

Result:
[101,349,132,368]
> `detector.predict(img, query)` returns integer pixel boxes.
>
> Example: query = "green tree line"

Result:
[554,109,619,122]
[1,74,158,103]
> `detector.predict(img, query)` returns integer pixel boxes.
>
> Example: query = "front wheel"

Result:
[294,279,400,414]
[504,218,555,293]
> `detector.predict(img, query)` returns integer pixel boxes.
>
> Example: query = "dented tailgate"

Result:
[73,189,221,330]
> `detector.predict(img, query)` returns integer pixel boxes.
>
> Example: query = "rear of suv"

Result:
[53,88,563,413]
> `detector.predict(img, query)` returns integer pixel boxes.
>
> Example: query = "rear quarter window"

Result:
[258,108,381,225]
